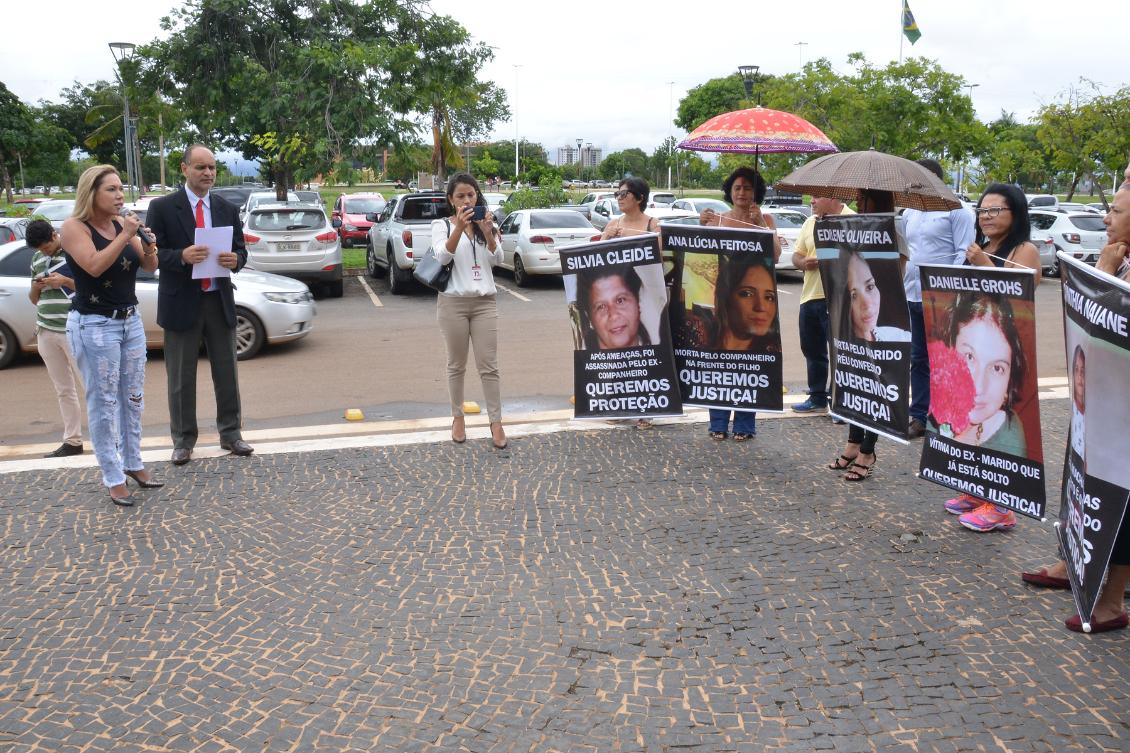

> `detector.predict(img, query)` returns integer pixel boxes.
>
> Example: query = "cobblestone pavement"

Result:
[1,399,1127,753]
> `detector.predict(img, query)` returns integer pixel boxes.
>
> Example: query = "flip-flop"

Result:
[1021,568,1069,590]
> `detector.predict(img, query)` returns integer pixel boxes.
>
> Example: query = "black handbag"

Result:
[413,219,454,291]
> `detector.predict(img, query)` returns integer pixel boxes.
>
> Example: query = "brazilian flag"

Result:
[903,0,922,44]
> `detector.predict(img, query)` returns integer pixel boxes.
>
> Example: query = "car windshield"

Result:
[697,200,730,212]
[34,202,74,221]
[296,191,321,203]
[1029,197,1056,207]
[249,209,325,231]
[345,198,383,213]
[652,194,675,205]
[1069,215,1106,231]
[1030,214,1057,230]
[768,212,806,228]
[530,212,591,229]
[400,198,451,221]
[483,193,506,205]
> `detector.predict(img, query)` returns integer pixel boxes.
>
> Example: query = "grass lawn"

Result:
[342,247,367,270]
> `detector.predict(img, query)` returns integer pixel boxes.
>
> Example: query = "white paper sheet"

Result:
[192,226,234,279]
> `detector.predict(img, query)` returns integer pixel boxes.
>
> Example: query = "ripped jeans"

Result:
[66,311,146,488]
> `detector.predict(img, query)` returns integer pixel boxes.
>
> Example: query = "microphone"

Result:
[119,208,155,246]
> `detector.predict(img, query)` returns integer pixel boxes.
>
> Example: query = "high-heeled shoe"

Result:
[125,470,164,489]
[108,484,134,507]
[490,422,508,450]
[451,418,467,444]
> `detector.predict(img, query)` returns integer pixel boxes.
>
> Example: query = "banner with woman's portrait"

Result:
[560,235,682,419]
[1056,254,1130,626]
[664,224,782,412]
[817,214,911,441]
[917,263,1045,519]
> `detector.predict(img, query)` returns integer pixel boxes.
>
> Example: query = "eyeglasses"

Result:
[614,190,634,199]
[974,206,1009,218]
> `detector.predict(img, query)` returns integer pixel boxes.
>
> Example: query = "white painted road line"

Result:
[495,283,531,302]
[356,274,383,307]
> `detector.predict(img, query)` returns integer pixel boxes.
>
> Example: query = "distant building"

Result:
[557,144,603,168]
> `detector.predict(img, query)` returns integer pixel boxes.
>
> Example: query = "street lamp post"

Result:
[576,138,583,183]
[513,65,522,182]
[667,81,674,190]
[794,42,807,70]
[737,64,760,105]
[108,41,137,202]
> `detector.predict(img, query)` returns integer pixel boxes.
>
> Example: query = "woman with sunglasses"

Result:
[601,177,658,241]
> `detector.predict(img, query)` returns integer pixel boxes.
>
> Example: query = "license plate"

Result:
[277,242,303,252]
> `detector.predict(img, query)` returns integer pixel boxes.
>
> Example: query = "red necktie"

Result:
[196,199,211,291]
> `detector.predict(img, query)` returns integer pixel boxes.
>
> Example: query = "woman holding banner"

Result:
[699,167,782,440]
[940,185,1041,531]
[602,177,659,240]
[827,190,899,481]
[1022,185,1130,632]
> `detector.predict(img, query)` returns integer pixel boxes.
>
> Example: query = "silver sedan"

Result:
[0,239,317,369]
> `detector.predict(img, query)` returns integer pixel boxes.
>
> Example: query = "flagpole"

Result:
[898,0,904,63]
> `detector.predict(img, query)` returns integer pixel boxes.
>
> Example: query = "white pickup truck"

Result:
[365,191,452,294]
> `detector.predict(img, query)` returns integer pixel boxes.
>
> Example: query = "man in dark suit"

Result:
[147,144,253,464]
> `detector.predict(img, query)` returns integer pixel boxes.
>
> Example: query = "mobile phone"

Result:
[471,205,486,221]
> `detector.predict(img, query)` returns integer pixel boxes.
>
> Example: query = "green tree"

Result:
[138,0,438,193]
[472,149,501,179]
[675,74,745,132]
[0,86,71,203]
[386,142,430,182]
[599,149,649,182]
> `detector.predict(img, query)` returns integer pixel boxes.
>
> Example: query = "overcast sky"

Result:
[4,0,1128,163]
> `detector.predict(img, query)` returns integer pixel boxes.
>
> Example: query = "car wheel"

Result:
[234,307,265,360]
[0,321,19,369]
[1047,251,1060,278]
[513,253,530,287]
[327,278,345,298]
[387,246,410,295]
[367,241,381,278]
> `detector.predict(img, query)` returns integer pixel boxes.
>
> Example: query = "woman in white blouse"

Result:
[432,173,508,449]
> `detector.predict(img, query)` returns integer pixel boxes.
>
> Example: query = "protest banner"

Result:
[664,223,782,412]
[917,263,1045,519]
[1056,254,1130,629]
[560,234,682,419]
[816,214,911,441]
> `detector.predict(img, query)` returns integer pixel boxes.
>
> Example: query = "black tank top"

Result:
[65,221,141,315]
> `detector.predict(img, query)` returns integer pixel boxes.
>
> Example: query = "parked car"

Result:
[123,196,157,225]
[497,209,601,286]
[365,190,451,294]
[240,190,299,224]
[1028,222,1058,276]
[0,218,29,244]
[576,191,616,220]
[1058,201,1101,215]
[762,207,808,272]
[330,192,385,248]
[588,197,621,231]
[670,198,730,214]
[211,184,264,210]
[1029,210,1108,267]
[1026,193,1059,212]
[244,203,344,297]
[296,190,324,207]
[648,192,677,208]
[1086,202,1110,215]
[30,200,75,230]
[13,198,48,207]
[644,206,697,223]
[483,192,507,223]
[591,180,611,189]
[0,239,316,368]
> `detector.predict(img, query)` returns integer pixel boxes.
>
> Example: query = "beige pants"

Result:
[37,327,84,445]
[437,294,502,422]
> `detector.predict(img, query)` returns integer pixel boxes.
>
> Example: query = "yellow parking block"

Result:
[463,401,481,414]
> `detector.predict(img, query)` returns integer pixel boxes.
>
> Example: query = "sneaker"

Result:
[792,398,827,413]
[943,494,980,515]
[959,503,1017,532]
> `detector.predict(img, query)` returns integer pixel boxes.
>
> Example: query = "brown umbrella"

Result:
[775,149,962,211]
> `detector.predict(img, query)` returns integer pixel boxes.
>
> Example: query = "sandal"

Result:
[828,454,856,471]
[844,455,876,482]
[635,419,653,430]
[710,431,727,441]
[733,432,753,442]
